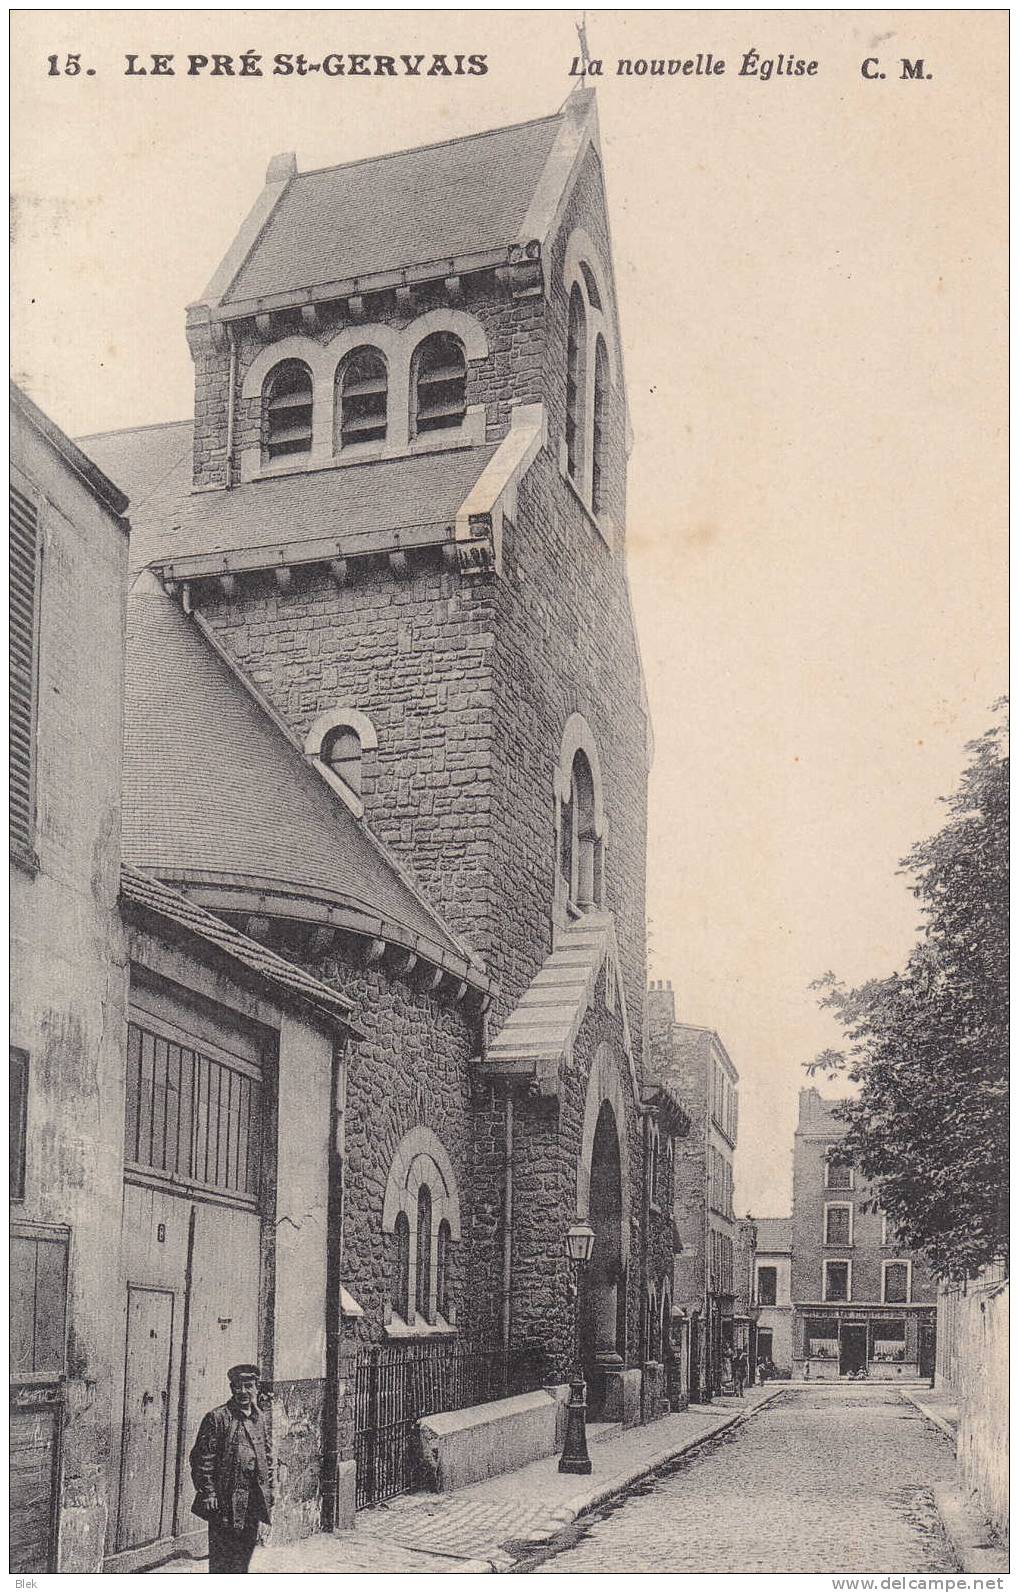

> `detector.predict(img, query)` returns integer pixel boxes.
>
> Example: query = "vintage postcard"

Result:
[10,9,1007,1578]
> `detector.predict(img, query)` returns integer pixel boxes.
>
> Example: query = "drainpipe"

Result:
[501,1088,514,1359]
[322,1041,347,1531]
[640,1108,651,1368]
[225,322,238,489]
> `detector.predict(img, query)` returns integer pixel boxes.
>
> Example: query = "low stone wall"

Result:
[416,1390,561,1493]
[939,1274,1008,1545]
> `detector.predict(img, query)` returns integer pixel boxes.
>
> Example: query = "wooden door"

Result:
[9,1405,59,1572]
[178,1202,261,1521]
[117,1287,175,1551]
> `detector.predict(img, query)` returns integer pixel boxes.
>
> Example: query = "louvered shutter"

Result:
[10,486,40,851]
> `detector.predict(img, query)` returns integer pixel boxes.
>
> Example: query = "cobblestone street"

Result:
[532,1387,960,1575]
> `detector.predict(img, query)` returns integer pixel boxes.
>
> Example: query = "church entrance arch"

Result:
[576,1043,630,1411]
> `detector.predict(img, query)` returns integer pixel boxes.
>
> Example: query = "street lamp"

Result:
[559,1219,596,1475]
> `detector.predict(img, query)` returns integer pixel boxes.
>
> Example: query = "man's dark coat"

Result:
[189,1398,274,1533]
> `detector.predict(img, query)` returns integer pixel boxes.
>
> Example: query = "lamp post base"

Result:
[558,1375,592,1474]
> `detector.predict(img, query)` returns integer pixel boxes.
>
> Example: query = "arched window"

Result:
[321,726,362,797]
[263,359,313,462]
[413,332,467,435]
[392,1211,410,1321]
[415,1184,433,1322]
[592,336,609,515]
[565,284,587,481]
[436,1219,452,1322]
[570,751,599,910]
[647,1286,659,1361]
[382,1126,462,1330]
[648,1124,660,1210]
[336,346,388,449]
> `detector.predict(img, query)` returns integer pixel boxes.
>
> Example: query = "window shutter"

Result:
[9,486,40,852]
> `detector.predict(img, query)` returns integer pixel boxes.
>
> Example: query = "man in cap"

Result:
[189,1363,273,1573]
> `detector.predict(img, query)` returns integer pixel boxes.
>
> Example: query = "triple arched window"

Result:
[259,327,471,469]
[383,1127,462,1332]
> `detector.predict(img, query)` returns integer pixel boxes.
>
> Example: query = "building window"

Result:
[263,359,314,462]
[321,726,363,797]
[883,1260,911,1304]
[392,1212,410,1320]
[336,346,388,448]
[412,332,467,435]
[561,750,601,910]
[565,283,587,481]
[124,1019,262,1205]
[871,1319,906,1363]
[10,1047,28,1201]
[305,707,378,815]
[824,1203,853,1246]
[415,1184,433,1321]
[806,1316,839,1362]
[383,1127,461,1330]
[591,336,609,515]
[648,1123,660,1210]
[823,1260,850,1302]
[756,1265,777,1306]
[436,1219,452,1321]
[10,485,41,858]
[825,1147,853,1189]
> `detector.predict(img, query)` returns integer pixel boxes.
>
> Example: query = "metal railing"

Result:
[353,1338,543,1509]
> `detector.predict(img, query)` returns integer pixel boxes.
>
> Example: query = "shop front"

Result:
[792,1306,935,1380]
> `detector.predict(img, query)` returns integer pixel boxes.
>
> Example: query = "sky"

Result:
[10,10,1007,1216]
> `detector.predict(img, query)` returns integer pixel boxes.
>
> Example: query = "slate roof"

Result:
[755,1218,792,1253]
[80,422,496,575]
[222,114,563,306]
[123,574,485,981]
[121,864,359,1032]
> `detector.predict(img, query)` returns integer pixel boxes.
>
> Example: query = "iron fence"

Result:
[353,1339,544,1509]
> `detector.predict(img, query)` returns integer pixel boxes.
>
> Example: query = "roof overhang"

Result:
[156,870,494,1007]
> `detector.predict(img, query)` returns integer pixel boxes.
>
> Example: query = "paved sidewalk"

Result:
[154,1386,779,1573]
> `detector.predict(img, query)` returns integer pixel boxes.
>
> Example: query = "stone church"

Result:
[73,85,685,1559]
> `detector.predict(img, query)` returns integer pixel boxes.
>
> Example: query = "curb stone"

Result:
[901,1390,959,1447]
[495,1387,784,1571]
[931,1485,1008,1575]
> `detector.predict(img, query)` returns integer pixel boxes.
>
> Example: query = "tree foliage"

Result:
[807,703,1008,1279]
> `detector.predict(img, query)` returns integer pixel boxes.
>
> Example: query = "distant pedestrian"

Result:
[190,1363,273,1573]
[758,1356,771,1385]
[734,1350,747,1397]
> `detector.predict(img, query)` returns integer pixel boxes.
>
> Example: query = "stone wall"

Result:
[936,1269,1008,1545]
[304,939,486,1343]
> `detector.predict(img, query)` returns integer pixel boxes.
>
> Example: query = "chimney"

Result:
[646,977,676,1038]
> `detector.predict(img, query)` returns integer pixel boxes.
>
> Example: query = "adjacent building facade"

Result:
[10,384,131,1574]
[752,1217,793,1377]
[646,980,743,1401]
[789,1089,937,1381]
